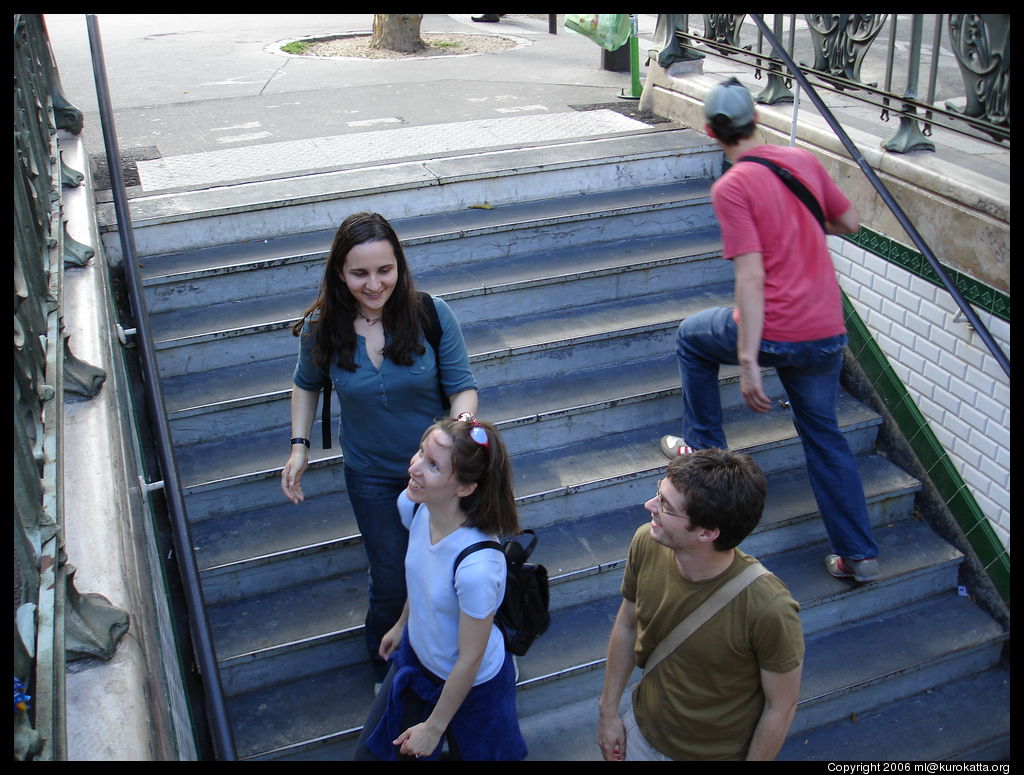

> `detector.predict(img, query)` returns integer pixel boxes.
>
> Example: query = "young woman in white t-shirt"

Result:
[354,417,527,761]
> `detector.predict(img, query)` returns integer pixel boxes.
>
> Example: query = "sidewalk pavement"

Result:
[44,13,1007,196]
[44,13,665,194]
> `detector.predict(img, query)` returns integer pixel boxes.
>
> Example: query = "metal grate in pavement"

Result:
[135,110,650,192]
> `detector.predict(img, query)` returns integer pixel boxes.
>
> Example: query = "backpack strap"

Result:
[735,155,826,232]
[418,292,450,413]
[453,540,504,582]
[321,371,333,449]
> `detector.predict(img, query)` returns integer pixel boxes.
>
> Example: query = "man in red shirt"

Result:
[660,77,880,583]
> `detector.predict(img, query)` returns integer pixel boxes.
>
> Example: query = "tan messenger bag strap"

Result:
[642,562,770,677]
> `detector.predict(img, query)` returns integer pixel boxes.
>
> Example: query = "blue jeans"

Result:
[676,306,879,561]
[345,466,410,682]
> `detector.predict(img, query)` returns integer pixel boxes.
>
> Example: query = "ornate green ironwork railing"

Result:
[13,12,125,761]
[655,13,1010,152]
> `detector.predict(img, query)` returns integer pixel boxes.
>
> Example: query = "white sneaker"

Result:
[825,554,881,583]
[660,435,697,460]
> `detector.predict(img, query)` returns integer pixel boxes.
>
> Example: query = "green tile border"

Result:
[842,292,1010,604]
[846,227,1010,323]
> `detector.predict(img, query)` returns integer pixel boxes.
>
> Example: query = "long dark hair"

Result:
[426,417,520,538]
[292,211,424,371]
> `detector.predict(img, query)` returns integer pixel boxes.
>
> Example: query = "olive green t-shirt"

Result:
[622,525,804,760]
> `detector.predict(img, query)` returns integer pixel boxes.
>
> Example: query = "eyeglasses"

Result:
[654,480,688,520]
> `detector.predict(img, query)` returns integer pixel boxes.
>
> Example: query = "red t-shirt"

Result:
[710,144,851,342]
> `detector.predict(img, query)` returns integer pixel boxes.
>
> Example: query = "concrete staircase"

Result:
[127,122,1008,761]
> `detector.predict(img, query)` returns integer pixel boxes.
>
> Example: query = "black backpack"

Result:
[453,530,551,657]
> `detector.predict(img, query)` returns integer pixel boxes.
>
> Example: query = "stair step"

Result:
[763,517,962,638]
[135,119,1005,762]
[509,396,881,529]
[196,447,917,611]
[162,285,730,435]
[159,223,730,444]
[176,382,877,521]
[779,662,1010,761]
[518,652,1013,763]
[208,501,949,696]
[517,594,1004,761]
[109,127,720,259]
[227,659,376,760]
[147,225,725,380]
[232,585,1004,761]
[142,182,719,316]
[790,593,1006,735]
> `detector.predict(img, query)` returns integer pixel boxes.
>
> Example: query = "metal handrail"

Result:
[747,14,1009,380]
[84,15,237,760]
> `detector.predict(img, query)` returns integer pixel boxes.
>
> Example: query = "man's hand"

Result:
[597,712,626,761]
[740,360,772,413]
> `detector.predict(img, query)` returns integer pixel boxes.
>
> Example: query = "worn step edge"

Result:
[149,235,721,349]
[140,181,713,285]
[179,387,872,500]
[210,509,940,684]
[103,128,718,231]
[780,663,1010,761]
[198,451,913,613]
[159,242,725,414]
[231,590,1002,760]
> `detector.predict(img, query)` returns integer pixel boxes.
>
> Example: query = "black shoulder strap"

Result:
[418,291,443,353]
[735,155,826,232]
[418,292,450,412]
[452,540,504,581]
[321,371,333,450]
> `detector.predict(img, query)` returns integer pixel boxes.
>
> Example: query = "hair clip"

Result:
[469,423,490,449]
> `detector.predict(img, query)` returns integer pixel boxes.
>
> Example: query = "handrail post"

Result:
[84,14,237,760]
[748,14,1009,380]
[883,14,935,152]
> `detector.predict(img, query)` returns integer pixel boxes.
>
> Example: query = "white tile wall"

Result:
[831,237,1011,553]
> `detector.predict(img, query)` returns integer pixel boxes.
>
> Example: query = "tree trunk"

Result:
[371,14,425,53]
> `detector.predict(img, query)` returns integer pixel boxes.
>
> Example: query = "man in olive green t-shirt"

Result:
[597,449,804,761]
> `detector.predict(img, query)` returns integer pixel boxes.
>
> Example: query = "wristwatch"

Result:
[456,412,475,423]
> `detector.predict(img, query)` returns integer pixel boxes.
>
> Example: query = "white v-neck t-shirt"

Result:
[398,490,507,684]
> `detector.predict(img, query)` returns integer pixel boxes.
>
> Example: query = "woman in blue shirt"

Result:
[281,211,478,684]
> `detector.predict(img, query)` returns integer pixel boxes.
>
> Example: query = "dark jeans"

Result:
[344,466,409,682]
[676,306,879,560]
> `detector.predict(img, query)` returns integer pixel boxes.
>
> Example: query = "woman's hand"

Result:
[378,623,403,661]
[281,447,309,504]
[394,721,444,759]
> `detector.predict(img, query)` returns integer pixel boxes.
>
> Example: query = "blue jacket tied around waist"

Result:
[364,634,527,761]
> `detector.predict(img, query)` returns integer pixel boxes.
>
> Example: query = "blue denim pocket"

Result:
[817,334,847,356]
[759,339,792,357]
